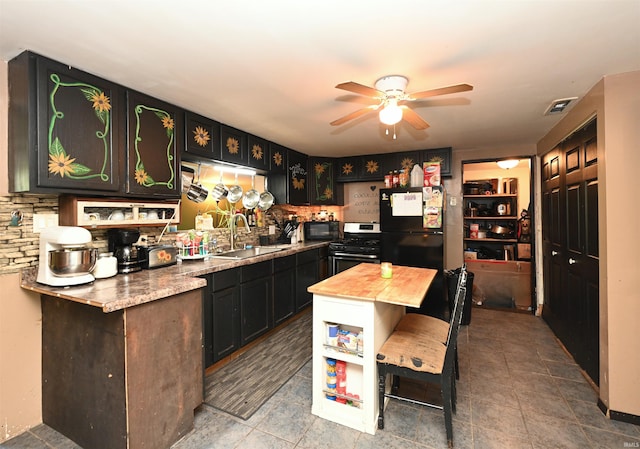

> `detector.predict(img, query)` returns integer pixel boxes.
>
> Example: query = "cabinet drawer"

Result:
[241,260,271,283]
[212,268,239,291]
[296,249,318,265]
[274,254,295,272]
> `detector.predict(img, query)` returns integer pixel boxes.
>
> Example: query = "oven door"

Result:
[329,252,380,276]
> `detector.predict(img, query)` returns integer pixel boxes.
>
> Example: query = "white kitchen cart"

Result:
[308,263,437,434]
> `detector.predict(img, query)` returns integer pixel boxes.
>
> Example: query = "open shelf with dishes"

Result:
[58,196,181,228]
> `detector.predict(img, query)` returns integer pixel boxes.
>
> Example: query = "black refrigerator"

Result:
[379,187,446,317]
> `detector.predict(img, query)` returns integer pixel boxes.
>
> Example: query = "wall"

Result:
[0,61,44,442]
[537,71,640,418]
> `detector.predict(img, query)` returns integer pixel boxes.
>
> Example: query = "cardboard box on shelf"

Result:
[423,161,441,186]
[517,243,531,259]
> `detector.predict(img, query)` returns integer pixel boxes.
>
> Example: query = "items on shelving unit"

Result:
[462,178,520,260]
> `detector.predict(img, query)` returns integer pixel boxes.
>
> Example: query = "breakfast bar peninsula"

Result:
[307,263,437,434]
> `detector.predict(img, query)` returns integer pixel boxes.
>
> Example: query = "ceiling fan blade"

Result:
[335,81,384,98]
[330,105,379,126]
[407,83,473,100]
[401,106,430,130]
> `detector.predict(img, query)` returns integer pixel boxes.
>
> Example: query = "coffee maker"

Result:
[108,229,143,273]
[37,226,97,286]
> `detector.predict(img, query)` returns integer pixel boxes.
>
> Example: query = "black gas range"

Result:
[328,222,381,275]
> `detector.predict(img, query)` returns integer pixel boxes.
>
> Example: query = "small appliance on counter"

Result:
[107,229,142,274]
[137,244,178,269]
[37,226,97,286]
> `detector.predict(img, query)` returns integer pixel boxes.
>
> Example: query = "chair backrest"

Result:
[443,264,468,368]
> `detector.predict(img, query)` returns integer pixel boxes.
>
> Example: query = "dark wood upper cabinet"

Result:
[219,125,247,165]
[125,90,182,198]
[9,51,123,194]
[268,148,308,206]
[247,134,269,171]
[183,111,220,160]
[287,149,309,205]
[269,143,287,175]
[309,157,342,205]
[358,154,391,180]
[336,157,359,182]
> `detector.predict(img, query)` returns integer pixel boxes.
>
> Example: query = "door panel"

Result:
[541,118,599,385]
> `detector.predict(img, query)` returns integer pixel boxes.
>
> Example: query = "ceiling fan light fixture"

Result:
[497,159,519,170]
[379,99,403,125]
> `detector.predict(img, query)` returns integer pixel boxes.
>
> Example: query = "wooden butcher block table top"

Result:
[308,263,437,308]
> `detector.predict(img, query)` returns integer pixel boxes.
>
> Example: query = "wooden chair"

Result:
[376,265,468,448]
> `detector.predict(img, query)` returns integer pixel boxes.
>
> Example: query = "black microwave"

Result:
[304,221,340,241]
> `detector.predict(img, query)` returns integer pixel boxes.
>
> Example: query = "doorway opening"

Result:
[461,157,536,313]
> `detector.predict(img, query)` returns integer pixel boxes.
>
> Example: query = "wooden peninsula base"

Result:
[41,290,203,449]
[308,263,436,434]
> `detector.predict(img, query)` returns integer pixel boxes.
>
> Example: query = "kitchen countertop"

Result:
[21,241,330,313]
[307,262,437,308]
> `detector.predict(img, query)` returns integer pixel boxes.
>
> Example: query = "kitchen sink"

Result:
[211,246,284,260]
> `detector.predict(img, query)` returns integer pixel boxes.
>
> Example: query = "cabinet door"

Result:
[273,265,296,326]
[247,134,270,170]
[336,157,359,182]
[220,124,247,165]
[126,90,182,198]
[240,276,272,346]
[11,52,123,193]
[358,154,390,180]
[287,149,309,205]
[310,157,337,205]
[296,250,319,312]
[269,143,287,175]
[212,285,240,363]
[184,111,220,160]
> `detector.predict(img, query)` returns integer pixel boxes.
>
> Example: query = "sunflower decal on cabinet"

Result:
[193,126,210,147]
[342,163,353,176]
[251,144,263,161]
[226,137,240,154]
[273,151,283,167]
[365,160,379,174]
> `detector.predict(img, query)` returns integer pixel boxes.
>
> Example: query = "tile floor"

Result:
[3,308,639,449]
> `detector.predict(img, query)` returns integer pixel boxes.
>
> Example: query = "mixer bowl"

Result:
[48,248,97,276]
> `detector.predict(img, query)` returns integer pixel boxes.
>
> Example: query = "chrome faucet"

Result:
[229,213,250,250]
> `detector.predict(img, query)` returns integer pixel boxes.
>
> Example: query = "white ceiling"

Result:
[1,0,639,159]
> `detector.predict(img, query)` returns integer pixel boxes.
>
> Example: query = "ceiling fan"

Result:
[330,75,473,130]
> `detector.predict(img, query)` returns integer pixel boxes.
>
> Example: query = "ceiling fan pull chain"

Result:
[393,124,397,140]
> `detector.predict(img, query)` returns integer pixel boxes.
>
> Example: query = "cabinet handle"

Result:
[551,250,558,256]
[568,258,576,265]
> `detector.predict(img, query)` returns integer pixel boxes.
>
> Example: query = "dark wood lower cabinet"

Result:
[42,291,203,449]
[273,255,296,326]
[206,269,240,366]
[204,248,328,368]
[240,261,273,346]
[296,249,320,311]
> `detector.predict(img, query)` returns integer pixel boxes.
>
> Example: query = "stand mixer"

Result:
[37,226,97,286]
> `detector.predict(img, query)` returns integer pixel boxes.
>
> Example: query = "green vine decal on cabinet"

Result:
[47,74,111,180]
[132,105,175,189]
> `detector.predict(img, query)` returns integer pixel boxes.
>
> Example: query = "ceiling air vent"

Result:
[544,97,578,115]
